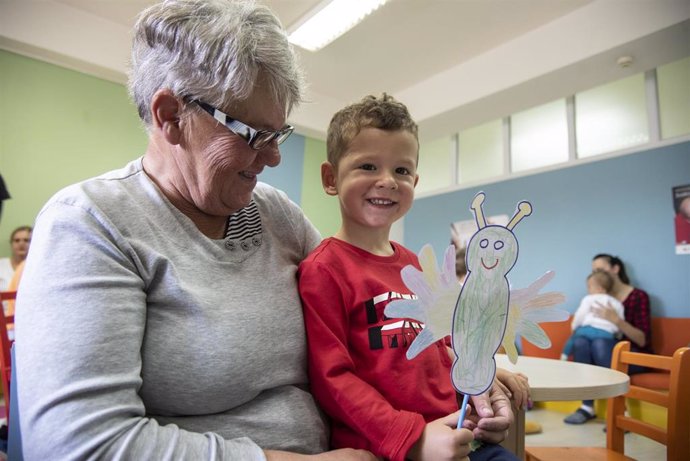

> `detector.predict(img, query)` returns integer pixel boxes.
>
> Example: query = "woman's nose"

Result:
[258,143,281,168]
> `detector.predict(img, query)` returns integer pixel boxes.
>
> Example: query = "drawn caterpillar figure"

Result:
[451,192,532,395]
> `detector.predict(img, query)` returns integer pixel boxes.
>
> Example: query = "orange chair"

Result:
[525,341,690,461]
[0,290,16,419]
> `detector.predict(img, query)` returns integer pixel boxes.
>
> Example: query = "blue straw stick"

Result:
[457,393,470,430]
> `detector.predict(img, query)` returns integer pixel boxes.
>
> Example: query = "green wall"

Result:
[299,137,341,238]
[0,50,148,256]
[0,50,342,257]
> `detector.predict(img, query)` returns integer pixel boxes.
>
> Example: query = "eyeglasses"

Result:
[194,100,294,150]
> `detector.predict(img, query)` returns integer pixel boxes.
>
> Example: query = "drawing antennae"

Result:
[470,192,487,229]
[506,201,532,230]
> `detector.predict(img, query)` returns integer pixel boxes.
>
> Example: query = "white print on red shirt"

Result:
[365,291,422,350]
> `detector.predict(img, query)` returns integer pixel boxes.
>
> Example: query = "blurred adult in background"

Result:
[16,1,374,460]
[564,253,651,424]
[0,225,31,292]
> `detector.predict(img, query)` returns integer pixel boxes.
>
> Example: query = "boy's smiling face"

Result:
[323,127,419,235]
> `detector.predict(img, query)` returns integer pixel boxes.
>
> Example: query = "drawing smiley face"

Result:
[467,226,518,276]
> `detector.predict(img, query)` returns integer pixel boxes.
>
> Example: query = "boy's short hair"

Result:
[588,270,614,293]
[326,93,418,166]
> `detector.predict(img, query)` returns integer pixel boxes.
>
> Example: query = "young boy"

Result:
[561,270,625,360]
[298,95,519,461]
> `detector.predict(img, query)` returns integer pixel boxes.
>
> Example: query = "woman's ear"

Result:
[151,90,183,145]
[321,161,338,196]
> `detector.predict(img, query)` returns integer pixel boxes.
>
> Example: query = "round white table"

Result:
[493,354,630,459]
[495,353,630,401]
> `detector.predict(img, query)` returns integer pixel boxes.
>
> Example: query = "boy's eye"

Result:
[396,167,411,175]
[360,164,376,171]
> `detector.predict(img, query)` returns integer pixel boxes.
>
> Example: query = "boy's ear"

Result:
[321,161,339,196]
[151,89,183,145]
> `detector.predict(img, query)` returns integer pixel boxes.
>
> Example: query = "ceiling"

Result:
[1,0,689,141]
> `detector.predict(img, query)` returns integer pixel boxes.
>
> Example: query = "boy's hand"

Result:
[407,410,474,461]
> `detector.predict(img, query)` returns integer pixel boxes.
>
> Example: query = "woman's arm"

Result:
[16,199,266,460]
[616,318,646,347]
[265,449,377,461]
[593,301,646,347]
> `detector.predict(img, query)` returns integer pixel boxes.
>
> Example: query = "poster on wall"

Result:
[673,184,690,255]
[451,214,508,249]
[451,214,508,283]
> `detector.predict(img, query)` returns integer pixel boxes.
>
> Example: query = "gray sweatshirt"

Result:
[15,158,326,460]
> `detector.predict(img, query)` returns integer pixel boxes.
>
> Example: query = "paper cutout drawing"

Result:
[452,192,532,395]
[385,192,568,400]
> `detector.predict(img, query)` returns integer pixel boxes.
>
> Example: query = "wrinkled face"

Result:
[466,226,518,276]
[331,128,418,231]
[180,80,285,216]
[11,229,31,260]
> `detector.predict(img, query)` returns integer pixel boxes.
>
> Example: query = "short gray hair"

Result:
[129,0,304,126]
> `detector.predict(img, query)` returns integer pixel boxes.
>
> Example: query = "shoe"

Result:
[603,426,630,433]
[564,408,596,424]
[525,420,542,434]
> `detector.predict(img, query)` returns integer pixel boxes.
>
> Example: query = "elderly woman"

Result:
[15,1,374,459]
[17,1,514,459]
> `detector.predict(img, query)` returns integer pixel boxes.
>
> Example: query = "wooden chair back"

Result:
[526,341,690,461]
[0,290,16,419]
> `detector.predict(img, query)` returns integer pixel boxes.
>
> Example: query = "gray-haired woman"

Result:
[15,1,375,459]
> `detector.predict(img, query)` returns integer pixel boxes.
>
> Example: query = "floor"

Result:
[524,407,666,461]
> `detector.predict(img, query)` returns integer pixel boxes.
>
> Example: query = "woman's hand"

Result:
[495,368,531,410]
[592,301,621,326]
[462,382,514,444]
[593,300,647,347]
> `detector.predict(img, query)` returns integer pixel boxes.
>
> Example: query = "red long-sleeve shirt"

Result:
[298,238,458,461]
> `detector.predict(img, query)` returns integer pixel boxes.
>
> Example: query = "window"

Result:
[457,119,503,183]
[576,73,649,158]
[657,56,690,140]
[417,136,453,193]
[511,100,568,172]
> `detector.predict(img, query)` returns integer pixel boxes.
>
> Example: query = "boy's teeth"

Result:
[369,199,393,205]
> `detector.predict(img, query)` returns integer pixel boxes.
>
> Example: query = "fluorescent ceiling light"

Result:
[288,0,388,52]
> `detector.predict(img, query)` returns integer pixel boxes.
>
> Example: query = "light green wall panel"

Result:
[575,73,649,158]
[657,56,690,140]
[0,50,147,256]
[511,99,568,172]
[300,137,340,237]
[417,136,452,194]
[458,119,503,183]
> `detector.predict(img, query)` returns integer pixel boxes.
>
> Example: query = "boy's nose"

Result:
[375,172,397,189]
